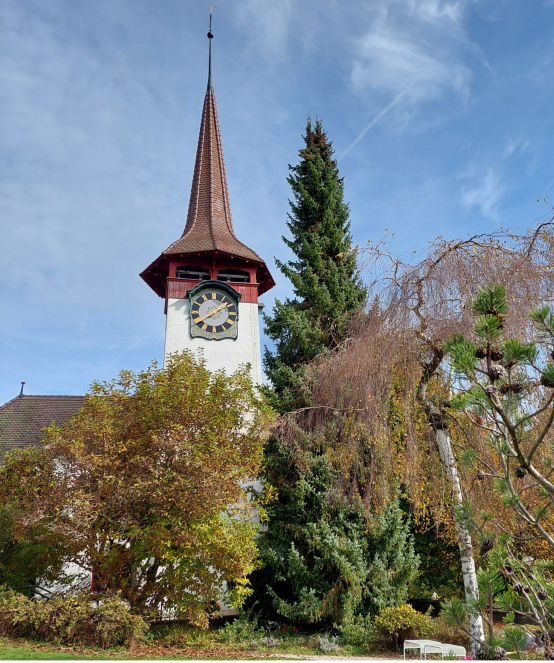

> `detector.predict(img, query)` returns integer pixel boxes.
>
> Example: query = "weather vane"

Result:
[208,6,219,32]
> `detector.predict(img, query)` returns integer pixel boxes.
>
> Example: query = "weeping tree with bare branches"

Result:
[276,218,554,655]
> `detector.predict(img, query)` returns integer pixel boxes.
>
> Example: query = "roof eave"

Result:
[139,255,168,299]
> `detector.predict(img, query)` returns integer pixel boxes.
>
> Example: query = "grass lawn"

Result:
[0,641,113,660]
[0,637,283,660]
[0,636,398,660]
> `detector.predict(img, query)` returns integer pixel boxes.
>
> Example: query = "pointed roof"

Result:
[163,34,262,262]
[140,27,274,299]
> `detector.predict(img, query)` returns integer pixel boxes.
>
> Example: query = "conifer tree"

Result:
[264,118,366,409]
[250,120,418,625]
[253,439,418,623]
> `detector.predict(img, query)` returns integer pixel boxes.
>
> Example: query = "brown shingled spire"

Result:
[162,31,262,263]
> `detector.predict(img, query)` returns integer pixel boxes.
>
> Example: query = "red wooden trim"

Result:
[166,278,259,303]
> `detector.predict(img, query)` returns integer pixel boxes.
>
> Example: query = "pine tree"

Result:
[264,118,366,410]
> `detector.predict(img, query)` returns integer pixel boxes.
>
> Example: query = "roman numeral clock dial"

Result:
[189,285,239,340]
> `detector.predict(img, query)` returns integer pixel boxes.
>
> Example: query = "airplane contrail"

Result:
[339,84,414,160]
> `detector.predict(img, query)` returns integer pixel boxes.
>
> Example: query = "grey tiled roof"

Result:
[0,394,85,457]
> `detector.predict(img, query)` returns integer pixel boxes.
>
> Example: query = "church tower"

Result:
[140,23,274,383]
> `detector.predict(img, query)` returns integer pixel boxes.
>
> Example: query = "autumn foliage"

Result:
[0,352,273,626]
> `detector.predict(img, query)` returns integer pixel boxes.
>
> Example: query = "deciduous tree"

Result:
[0,353,273,626]
[280,220,554,653]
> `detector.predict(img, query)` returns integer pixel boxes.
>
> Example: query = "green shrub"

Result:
[340,611,470,653]
[148,622,214,647]
[339,604,436,651]
[338,615,376,647]
[0,587,147,649]
[215,614,264,643]
[374,604,434,647]
[501,626,528,657]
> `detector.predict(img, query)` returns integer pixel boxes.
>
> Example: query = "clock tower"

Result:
[140,25,274,383]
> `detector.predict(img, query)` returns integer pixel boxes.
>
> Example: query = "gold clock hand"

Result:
[195,301,230,324]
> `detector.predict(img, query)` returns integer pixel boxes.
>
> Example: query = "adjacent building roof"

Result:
[0,394,85,457]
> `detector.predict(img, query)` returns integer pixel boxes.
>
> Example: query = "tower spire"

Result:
[160,9,265,265]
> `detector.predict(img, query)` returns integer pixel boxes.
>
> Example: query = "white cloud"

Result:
[526,155,539,178]
[406,0,463,23]
[340,85,414,159]
[502,137,530,159]
[461,169,506,220]
[352,29,471,104]
[347,0,479,143]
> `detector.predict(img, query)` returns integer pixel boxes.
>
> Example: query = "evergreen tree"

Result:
[264,118,366,409]
[250,119,418,625]
[253,437,419,623]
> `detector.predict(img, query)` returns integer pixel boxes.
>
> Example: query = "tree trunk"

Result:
[435,428,485,654]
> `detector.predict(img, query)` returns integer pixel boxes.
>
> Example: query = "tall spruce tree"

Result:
[250,119,418,625]
[264,118,366,409]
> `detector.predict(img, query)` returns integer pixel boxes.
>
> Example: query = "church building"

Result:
[0,24,274,606]
[139,26,274,383]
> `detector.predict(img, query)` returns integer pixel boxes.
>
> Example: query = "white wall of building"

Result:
[41,562,91,596]
[164,298,263,385]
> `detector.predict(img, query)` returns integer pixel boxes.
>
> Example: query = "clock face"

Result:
[190,287,238,340]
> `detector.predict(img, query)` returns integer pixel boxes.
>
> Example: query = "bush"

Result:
[340,611,470,653]
[339,605,436,651]
[338,615,375,647]
[374,604,434,647]
[148,622,214,647]
[216,614,264,643]
[0,587,147,649]
[318,635,339,653]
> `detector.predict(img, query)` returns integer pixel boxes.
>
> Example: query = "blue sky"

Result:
[1,0,554,404]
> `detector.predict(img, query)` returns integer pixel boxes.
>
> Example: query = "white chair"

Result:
[424,642,467,659]
[403,640,444,659]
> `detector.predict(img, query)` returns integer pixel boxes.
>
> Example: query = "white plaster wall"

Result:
[41,562,91,596]
[164,299,263,385]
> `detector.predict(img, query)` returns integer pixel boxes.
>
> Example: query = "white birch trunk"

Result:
[436,429,485,654]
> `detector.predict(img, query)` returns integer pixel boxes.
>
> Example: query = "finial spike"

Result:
[207,6,218,90]
[19,381,25,397]
[207,38,213,91]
